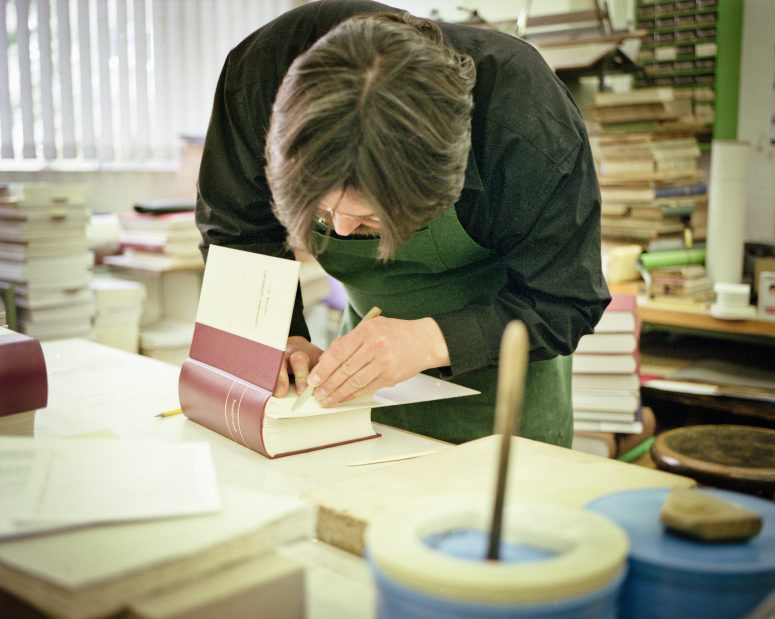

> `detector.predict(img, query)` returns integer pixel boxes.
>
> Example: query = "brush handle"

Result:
[486,320,529,561]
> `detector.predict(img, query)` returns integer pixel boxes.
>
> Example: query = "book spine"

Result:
[647,205,695,219]
[0,332,48,415]
[572,353,639,375]
[179,358,272,457]
[654,182,707,198]
[189,322,284,392]
[572,391,639,413]
[573,419,644,434]
[605,292,637,313]
[119,240,166,254]
[575,333,637,354]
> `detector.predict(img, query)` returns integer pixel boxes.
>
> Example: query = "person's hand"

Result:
[308,316,450,406]
[274,336,324,397]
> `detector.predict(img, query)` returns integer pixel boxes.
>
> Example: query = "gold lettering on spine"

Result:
[224,380,237,441]
[234,387,249,447]
[223,380,248,447]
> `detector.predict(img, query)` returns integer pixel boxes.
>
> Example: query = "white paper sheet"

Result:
[0,437,221,538]
[265,373,480,418]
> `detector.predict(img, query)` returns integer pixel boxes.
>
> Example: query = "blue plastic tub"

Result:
[586,487,775,619]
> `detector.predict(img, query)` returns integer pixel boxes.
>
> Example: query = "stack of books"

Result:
[90,277,146,353]
[587,87,708,251]
[0,183,94,340]
[586,86,700,135]
[105,205,203,272]
[647,264,714,305]
[639,246,714,309]
[572,293,643,435]
[103,203,204,365]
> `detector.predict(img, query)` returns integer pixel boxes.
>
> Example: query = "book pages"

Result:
[195,245,300,351]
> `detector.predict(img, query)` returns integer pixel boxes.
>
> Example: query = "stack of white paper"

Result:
[0,436,221,538]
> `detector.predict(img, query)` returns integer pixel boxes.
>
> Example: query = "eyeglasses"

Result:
[314,203,382,227]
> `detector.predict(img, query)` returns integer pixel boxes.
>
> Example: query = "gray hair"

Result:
[265,11,476,260]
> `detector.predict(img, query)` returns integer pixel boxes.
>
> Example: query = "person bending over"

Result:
[196,0,610,446]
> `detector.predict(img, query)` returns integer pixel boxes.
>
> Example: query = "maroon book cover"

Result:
[188,322,283,392]
[179,357,273,456]
[0,330,48,415]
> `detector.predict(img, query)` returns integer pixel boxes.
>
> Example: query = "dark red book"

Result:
[179,355,378,459]
[0,328,47,434]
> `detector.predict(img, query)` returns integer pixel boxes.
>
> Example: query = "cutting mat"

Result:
[304,434,695,555]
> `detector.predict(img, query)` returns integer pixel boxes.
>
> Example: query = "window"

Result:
[0,0,294,169]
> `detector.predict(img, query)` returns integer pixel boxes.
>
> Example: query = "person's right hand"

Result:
[307,316,450,406]
[274,336,323,397]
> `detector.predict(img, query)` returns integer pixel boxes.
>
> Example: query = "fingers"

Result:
[314,355,380,405]
[310,320,387,405]
[289,350,311,394]
[273,360,291,397]
[276,338,321,398]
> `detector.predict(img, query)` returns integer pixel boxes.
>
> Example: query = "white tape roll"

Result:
[366,494,628,604]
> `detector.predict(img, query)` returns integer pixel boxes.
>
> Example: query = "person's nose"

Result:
[332,214,363,236]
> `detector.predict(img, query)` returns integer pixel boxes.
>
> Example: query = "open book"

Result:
[179,246,478,458]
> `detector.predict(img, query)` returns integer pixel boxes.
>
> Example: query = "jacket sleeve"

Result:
[434,116,610,375]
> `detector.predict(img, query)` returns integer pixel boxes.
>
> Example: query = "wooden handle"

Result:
[362,306,382,322]
[486,320,529,561]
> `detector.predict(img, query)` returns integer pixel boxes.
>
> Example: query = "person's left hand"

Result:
[307,316,450,406]
[274,336,324,397]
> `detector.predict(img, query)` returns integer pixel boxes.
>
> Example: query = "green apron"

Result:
[313,207,573,447]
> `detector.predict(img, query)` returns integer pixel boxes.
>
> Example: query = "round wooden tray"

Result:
[651,424,775,499]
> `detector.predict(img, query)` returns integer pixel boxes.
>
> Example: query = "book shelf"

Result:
[634,0,743,146]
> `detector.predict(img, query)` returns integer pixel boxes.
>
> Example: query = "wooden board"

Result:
[304,434,695,556]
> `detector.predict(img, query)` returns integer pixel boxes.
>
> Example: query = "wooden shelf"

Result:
[609,281,775,342]
[637,301,775,341]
